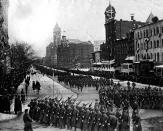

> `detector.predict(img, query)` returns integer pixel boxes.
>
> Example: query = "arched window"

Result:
[157,52,160,62]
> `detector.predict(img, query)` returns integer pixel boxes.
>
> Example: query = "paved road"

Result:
[0,71,163,131]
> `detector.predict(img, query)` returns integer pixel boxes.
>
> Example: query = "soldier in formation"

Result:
[28,96,124,131]
[99,83,163,110]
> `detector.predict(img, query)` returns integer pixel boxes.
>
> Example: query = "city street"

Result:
[0,69,163,131]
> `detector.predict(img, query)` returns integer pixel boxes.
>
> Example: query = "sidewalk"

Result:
[0,74,32,122]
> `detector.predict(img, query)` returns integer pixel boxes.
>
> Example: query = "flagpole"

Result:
[53,70,54,97]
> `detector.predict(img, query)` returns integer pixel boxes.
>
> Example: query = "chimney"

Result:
[62,35,66,41]
[131,14,134,21]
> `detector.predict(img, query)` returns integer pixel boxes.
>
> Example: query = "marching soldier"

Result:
[120,109,130,131]
[66,105,72,130]
[133,112,142,131]
[83,107,90,131]
[59,104,66,129]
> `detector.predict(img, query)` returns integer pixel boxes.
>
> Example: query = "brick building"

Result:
[101,2,144,64]
[114,31,135,65]
[57,37,94,69]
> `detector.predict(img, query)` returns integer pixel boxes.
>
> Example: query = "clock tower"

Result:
[102,2,116,60]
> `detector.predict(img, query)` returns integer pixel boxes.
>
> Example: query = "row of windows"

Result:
[136,26,163,39]
[136,52,163,62]
[136,39,163,50]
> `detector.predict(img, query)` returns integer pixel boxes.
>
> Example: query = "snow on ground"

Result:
[0,113,16,122]
[140,109,163,120]
[112,79,163,89]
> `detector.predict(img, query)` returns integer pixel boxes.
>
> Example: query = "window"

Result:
[140,31,142,38]
[162,39,163,47]
[162,53,163,62]
[162,27,163,33]
[157,40,159,48]
[147,53,149,59]
[151,30,153,36]
[156,27,159,34]
[154,40,156,48]
[144,30,146,37]
[150,41,152,49]
[146,30,148,37]
[138,32,139,38]
[154,28,156,35]
[157,52,160,62]
[141,43,143,50]
[151,53,152,59]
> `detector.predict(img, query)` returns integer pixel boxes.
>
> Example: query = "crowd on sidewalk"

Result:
[0,75,30,114]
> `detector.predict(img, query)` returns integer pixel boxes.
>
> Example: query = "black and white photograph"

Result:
[0,0,163,130]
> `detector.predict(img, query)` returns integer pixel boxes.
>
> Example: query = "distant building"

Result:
[57,36,94,68]
[45,23,61,67]
[114,31,135,66]
[94,40,104,51]
[91,50,101,63]
[0,0,9,32]
[101,2,144,62]
[134,13,163,65]
[0,0,10,74]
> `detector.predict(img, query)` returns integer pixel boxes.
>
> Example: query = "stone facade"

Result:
[57,38,94,69]
[45,23,61,67]
[135,18,163,65]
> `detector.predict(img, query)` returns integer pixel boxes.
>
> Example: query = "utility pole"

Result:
[52,69,54,97]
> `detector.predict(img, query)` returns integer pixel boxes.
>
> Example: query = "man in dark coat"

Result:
[23,109,33,131]
[14,95,22,114]
[21,89,26,103]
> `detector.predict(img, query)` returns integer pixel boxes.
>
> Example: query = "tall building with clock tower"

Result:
[101,2,116,60]
[100,2,144,63]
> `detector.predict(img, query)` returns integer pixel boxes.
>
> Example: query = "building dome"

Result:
[105,4,116,13]
[54,23,61,32]
[105,3,116,20]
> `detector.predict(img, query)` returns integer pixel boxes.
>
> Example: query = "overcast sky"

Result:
[8,0,163,56]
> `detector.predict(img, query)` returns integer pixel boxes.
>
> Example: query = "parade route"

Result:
[0,70,76,131]
[0,70,163,131]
